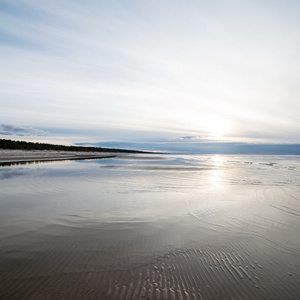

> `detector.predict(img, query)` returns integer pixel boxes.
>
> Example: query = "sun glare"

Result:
[205,118,229,139]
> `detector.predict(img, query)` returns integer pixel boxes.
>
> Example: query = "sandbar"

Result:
[0,149,121,164]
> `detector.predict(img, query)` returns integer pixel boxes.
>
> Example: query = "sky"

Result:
[1,0,300,152]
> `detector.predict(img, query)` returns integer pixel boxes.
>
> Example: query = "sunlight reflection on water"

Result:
[212,154,223,167]
[210,155,224,187]
[211,169,223,187]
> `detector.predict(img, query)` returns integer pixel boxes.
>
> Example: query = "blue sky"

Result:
[1,0,300,150]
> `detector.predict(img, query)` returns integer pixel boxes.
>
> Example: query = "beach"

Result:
[0,149,123,164]
[1,154,300,299]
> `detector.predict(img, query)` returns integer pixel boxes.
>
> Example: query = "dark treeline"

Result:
[0,139,143,153]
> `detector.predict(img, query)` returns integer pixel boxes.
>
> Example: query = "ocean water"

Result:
[1,154,300,299]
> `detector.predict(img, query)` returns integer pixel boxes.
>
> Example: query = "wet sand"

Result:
[1,155,300,299]
[2,218,299,299]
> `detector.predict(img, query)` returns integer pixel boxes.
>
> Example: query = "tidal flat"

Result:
[0,154,300,299]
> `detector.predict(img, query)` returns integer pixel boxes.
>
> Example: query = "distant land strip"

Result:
[0,139,146,154]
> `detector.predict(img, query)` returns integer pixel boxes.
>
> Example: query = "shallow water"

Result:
[1,154,300,299]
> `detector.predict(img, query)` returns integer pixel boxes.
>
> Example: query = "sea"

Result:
[1,154,300,299]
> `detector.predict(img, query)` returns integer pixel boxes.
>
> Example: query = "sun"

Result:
[205,117,229,139]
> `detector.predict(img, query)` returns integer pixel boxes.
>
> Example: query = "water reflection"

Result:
[1,154,300,299]
[211,169,223,187]
[0,160,57,167]
[0,168,30,180]
[212,155,223,167]
[0,156,117,167]
[210,155,224,187]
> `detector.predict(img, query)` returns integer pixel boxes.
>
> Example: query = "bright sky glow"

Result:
[0,0,300,145]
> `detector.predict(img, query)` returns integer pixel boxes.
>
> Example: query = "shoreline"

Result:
[0,149,124,164]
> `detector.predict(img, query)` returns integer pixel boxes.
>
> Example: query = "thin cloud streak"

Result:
[0,124,47,137]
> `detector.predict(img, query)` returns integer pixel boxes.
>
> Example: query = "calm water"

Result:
[1,154,300,299]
